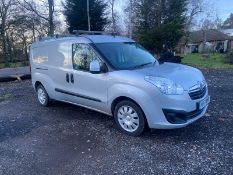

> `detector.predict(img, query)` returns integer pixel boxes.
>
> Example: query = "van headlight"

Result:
[145,76,184,95]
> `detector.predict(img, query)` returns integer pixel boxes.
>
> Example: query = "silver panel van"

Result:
[30,34,210,136]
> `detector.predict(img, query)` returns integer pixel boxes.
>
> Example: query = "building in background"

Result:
[222,28,233,51]
[177,29,233,54]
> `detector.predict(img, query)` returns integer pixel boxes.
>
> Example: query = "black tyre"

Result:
[114,100,146,136]
[36,85,50,107]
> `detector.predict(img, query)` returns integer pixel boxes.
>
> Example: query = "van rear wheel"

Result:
[37,85,50,107]
[114,100,146,136]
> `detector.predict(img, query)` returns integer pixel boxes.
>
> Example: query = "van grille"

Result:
[189,86,207,100]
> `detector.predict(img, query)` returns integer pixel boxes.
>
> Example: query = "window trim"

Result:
[72,43,104,72]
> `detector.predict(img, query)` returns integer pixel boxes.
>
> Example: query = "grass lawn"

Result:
[0,61,29,69]
[182,53,233,69]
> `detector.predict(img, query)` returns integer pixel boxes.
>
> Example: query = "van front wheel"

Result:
[114,100,146,136]
[37,85,50,107]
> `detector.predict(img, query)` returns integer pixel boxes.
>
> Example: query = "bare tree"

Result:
[198,15,223,30]
[124,0,136,38]
[105,0,121,33]
[0,0,17,64]
[127,0,133,38]
[87,0,90,31]
[201,19,217,30]
[0,0,48,65]
[20,0,55,35]
[186,0,206,30]
[0,0,65,67]
[109,0,117,33]
[48,0,54,35]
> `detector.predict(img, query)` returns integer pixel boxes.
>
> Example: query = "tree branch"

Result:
[17,0,49,21]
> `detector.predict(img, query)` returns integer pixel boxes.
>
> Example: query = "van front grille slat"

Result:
[189,86,207,100]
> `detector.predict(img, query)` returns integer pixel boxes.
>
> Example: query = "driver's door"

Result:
[69,43,109,112]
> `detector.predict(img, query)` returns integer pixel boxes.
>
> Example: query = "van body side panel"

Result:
[31,41,72,101]
[46,42,73,101]
[107,83,153,114]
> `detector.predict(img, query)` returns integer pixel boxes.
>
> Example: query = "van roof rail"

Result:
[73,30,117,36]
[38,34,73,41]
[38,30,118,42]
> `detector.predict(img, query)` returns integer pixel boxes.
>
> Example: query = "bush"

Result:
[226,50,233,64]
[4,62,10,68]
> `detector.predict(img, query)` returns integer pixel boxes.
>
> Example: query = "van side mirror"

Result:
[90,59,108,74]
[90,60,101,73]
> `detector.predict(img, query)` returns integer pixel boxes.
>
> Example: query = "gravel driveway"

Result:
[0,69,232,175]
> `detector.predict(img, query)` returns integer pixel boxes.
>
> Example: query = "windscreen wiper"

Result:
[133,62,153,69]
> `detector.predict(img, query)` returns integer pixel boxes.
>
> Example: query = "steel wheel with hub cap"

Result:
[114,100,146,136]
[37,85,50,106]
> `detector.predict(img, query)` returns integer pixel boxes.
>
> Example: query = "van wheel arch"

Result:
[35,81,53,106]
[35,81,43,90]
[111,96,149,127]
[112,97,139,114]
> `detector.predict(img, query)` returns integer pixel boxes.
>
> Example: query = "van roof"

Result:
[31,35,135,48]
[85,35,134,43]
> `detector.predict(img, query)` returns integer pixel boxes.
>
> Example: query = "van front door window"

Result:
[72,43,99,71]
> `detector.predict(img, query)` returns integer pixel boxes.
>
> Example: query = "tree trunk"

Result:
[1,14,8,65]
[87,0,90,31]
[6,34,13,63]
[48,0,54,35]
[111,0,116,33]
[32,18,36,42]
[23,36,28,62]
[10,34,15,62]
[2,34,8,65]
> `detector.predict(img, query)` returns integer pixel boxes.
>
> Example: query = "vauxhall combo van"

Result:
[30,33,210,136]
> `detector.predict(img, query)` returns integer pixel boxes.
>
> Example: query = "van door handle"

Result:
[70,73,74,83]
[66,73,69,83]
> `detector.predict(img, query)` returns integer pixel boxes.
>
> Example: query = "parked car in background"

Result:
[30,32,210,136]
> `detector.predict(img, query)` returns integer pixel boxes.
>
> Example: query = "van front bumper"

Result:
[163,107,205,125]
[141,91,210,129]
[150,105,208,129]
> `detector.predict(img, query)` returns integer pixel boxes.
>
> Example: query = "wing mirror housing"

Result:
[90,60,108,74]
